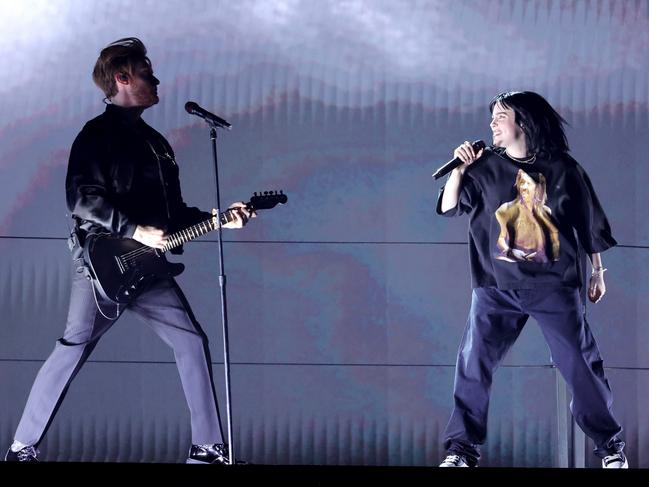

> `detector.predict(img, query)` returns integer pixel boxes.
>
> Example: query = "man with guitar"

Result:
[5,37,253,463]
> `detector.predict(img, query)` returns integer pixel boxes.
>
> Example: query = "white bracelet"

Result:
[591,267,607,276]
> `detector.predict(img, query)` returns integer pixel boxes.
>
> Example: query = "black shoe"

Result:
[187,443,229,464]
[5,446,39,462]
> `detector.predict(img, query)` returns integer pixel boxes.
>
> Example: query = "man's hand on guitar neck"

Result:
[220,201,256,229]
[133,225,168,249]
[132,203,254,249]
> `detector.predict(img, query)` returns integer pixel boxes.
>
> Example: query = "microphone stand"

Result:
[205,121,236,465]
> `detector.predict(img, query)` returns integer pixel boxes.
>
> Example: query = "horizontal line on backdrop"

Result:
[1,358,647,370]
[0,235,647,249]
[0,358,543,367]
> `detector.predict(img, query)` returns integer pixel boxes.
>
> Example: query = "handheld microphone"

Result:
[184,101,232,129]
[432,140,486,180]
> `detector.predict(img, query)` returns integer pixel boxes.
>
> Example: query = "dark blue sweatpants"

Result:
[443,287,624,465]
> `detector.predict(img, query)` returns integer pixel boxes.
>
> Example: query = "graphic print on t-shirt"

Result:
[494,169,560,263]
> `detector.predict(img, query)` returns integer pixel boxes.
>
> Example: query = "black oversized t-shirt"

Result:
[436,148,616,289]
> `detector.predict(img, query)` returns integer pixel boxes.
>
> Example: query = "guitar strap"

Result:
[66,216,92,281]
[145,137,174,221]
[66,216,119,319]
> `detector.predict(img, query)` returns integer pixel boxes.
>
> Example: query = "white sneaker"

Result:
[439,454,471,467]
[602,452,628,469]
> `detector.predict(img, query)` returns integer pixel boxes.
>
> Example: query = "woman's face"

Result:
[490,102,525,148]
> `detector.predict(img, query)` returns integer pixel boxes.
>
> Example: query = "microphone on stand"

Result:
[432,140,486,180]
[185,101,232,129]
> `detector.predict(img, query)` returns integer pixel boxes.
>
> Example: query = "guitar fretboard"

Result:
[162,209,237,251]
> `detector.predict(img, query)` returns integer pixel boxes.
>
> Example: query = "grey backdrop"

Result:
[0,0,647,467]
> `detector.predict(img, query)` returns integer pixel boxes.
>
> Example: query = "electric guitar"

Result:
[83,191,287,304]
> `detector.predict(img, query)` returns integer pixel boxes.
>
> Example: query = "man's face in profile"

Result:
[128,61,159,108]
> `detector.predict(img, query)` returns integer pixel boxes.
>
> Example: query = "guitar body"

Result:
[84,234,185,304]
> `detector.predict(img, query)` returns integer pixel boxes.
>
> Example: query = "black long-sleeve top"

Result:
[65,104,208,255]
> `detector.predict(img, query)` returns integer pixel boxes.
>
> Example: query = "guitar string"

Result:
[119,217,222,262]
[110,202,266,263]
[118,207,240,263]
[139,209,238,258]
[120,219,213,259]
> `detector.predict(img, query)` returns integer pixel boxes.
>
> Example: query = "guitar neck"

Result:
[162,208,239,251]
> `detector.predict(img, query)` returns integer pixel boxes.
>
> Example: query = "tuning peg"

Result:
[254,192,258,196]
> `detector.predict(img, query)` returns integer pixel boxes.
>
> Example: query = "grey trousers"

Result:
[14,264,223,447]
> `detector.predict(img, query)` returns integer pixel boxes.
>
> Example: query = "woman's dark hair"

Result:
[489,91,569,156]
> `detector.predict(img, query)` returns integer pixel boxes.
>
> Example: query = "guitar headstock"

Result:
[249,190,288,210]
